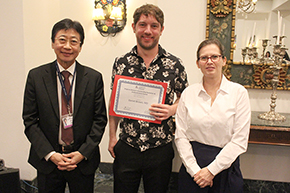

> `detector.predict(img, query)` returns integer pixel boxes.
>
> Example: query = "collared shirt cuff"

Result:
[45,151,56,161]
[187,163,201,177]
[207,161,220,176]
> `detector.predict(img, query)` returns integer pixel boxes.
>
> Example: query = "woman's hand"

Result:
[194,168,214,188]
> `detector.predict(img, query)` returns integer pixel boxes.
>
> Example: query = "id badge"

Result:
[62,114,73,129]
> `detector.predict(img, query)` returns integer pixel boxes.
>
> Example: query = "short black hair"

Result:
[51,18,85,47]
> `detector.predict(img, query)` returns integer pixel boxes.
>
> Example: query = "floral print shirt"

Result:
[111,45,188,152]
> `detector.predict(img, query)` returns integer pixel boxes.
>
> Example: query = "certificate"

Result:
[109,75,168,124]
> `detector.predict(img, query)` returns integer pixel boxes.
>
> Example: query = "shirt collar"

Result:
[219,75,230,94]
[198,75,230,95]
[57,62,76,75]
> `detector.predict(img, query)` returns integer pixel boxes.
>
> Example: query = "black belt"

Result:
[59,144,74,153]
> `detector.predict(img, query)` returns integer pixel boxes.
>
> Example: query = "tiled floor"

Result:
[243,179,290,193]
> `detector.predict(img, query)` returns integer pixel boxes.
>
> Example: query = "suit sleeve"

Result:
[22,70,55,160]
[78,72,107,159]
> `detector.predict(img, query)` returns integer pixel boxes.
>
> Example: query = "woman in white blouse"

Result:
[175,39,251,193]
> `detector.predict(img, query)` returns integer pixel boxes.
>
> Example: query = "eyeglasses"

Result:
[198,55,222,63]
[55,37,81,46]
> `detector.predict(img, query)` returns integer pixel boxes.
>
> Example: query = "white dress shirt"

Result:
[45,62,76,161]
[175,75,251,177]
[57,62,76,145]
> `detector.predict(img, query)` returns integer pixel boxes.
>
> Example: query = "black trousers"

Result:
[178,141,244,193]
[37,167,94,193]
[113,140,174,193]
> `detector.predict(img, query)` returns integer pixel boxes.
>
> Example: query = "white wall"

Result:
[0,0,36,180]
[1,0,290,182]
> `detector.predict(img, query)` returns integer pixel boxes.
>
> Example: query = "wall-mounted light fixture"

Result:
[93,0,127,37]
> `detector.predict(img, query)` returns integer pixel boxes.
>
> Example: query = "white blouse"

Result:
[175,75,251,177]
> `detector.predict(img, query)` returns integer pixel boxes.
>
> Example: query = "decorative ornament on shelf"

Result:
[93,0,127,37]
[257,36,288,122]
[236,0,257,15]
[239,11,288,121]
[258,38,287,122]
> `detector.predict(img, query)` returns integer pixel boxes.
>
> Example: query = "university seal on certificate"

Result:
[109,75,168,124]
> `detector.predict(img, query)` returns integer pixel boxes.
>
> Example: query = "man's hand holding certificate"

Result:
[149,103,176,122]
[109,75,168,124]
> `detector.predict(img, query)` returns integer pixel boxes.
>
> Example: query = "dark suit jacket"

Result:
[22,61,107,175]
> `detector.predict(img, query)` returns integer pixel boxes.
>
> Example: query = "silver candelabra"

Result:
[258,36,287,122]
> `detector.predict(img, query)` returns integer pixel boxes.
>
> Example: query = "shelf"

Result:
[249,111,290,146]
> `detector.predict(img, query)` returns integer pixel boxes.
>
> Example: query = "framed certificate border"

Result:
[109,75,168,124]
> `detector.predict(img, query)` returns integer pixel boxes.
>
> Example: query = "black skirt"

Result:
[178,141,243,193]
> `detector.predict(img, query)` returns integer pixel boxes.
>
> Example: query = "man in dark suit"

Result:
[22,18,107,193]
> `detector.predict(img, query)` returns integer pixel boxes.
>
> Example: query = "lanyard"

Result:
[55,63,76,109]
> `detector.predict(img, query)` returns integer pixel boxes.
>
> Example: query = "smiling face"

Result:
[132,14,164,51]
[196,44,226,78]
[52,28,82,69]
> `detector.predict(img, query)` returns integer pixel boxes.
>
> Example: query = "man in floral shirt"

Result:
[108,4,188,193]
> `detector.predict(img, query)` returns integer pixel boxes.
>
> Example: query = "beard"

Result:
[136,36,159,50]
